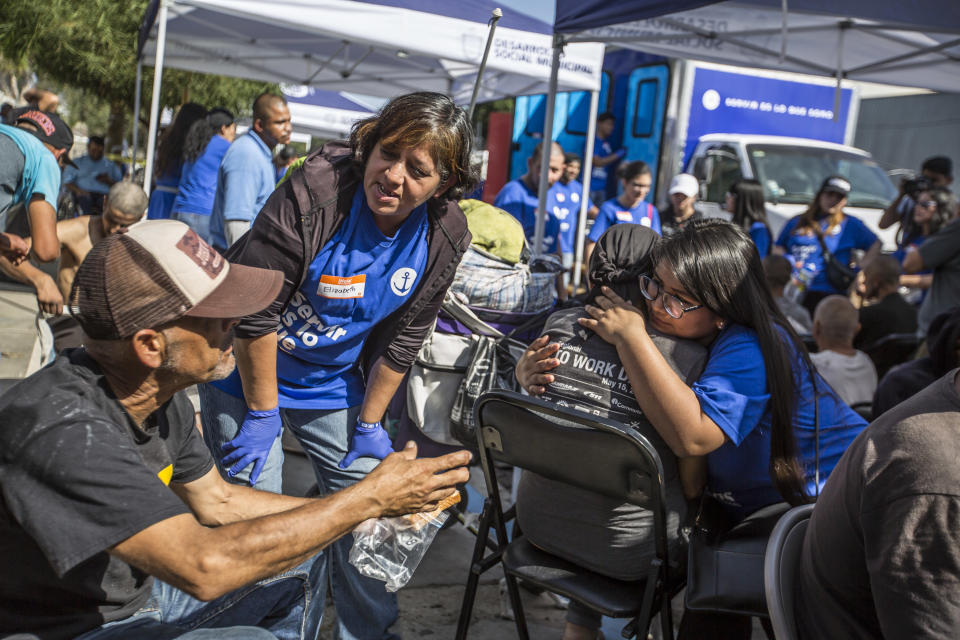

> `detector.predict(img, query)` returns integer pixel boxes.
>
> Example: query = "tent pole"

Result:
[468,8,502,120]
[131,60,143,180]
[533,35,563,257]
[572,88,600,289]
[143,0,170,200]
[834,21,848,122]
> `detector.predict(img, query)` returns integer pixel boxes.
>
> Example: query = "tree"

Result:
[0,0,276,151]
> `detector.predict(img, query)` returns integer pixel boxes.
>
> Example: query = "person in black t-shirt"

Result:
[0,220,470,640]
[855,255,917,350]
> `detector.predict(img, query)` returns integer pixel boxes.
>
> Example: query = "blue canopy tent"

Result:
[134,0,604,193]
[534,0,960,269]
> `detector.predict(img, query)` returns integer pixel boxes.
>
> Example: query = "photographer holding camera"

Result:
[880,156,953,232]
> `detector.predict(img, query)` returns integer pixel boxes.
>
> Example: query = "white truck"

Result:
[686,134,899,250]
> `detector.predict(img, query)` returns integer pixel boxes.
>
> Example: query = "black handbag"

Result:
[813,225,857,292]
[685,384,822,616]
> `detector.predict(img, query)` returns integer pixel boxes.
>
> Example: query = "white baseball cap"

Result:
[669,173,700,198]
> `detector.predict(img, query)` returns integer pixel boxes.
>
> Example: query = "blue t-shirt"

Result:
[775,215,878,294]
[590,137,615,193]
[694,324,867,520]
[749,221,772,258]
[63,154,123,195]
[0,124,61,219]
[493,178,561,254]
[173,135,232,217]
[213,189,429,410]
[147,165,182,220]
[210,132,277,248]
[588,198,661,242]
[548,181,594,254]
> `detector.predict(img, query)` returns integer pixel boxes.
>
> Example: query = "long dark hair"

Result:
[899,187,956,246]
[155,102,207,177]
[652,219,809,506]
[349,92,480,200]
[182,108,234,163]
[794,175,847,235]
[729,178,768,230]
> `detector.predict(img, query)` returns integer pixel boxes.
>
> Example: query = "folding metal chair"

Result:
[455,389,677,640]
[763,503,815,640]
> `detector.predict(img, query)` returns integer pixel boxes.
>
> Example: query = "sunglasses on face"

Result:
[917,200,938,209]
[639,274,704,319]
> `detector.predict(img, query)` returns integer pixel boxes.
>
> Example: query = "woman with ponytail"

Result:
[171,107,236,243]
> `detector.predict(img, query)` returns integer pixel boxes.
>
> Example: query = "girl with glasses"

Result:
[521,218,867,638]
[894,187,955,294]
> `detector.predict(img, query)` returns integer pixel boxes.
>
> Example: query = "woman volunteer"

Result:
[199,92,478,640]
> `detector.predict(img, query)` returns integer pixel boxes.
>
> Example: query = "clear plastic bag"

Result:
[348,493,460,592]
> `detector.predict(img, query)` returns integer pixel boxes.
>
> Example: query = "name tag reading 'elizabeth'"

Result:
[318,274,366,299]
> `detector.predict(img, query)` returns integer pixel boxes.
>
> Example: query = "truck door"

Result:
[509,76,610,182]
[621,64,670,202]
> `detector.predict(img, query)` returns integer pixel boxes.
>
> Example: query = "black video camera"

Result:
[902,176,932,198]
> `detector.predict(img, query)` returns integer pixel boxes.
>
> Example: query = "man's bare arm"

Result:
[112,443,471,601]
[27,196,58,262]
[0,255,63,315]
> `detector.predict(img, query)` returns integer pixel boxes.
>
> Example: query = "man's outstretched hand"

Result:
[0,233,30,265]
[361,442,471,517]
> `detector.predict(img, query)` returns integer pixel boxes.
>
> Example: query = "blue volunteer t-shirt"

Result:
[591,137,615,193]
[588,198,661,242]
[0,124,61,217]
[694,324,867,520]
[213,189,429,409]
[749,221,772,258]
[493,178,561,254]
[209,132,277,248]
[549,182,577,254]
[173,134,232,216]
[63,155,123,195]
[775,215,877,294]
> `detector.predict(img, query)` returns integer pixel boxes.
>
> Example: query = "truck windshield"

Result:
[747,145,896,208]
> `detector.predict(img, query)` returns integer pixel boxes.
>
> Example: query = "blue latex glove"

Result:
[339,420,394,469]
[221,406,282,486]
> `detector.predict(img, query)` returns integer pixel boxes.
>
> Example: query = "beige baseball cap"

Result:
[70,219,282,339]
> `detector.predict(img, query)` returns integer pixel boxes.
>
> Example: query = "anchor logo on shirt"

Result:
[390,268,417,296]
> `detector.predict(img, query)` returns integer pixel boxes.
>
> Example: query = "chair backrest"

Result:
[473,389,670,557]
[863,332,920,379]
[763,503,815,640]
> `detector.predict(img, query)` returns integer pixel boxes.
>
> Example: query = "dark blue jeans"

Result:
[74,555,325,640]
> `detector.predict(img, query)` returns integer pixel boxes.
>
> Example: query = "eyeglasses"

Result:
[917,200,938,209]
[639,274,704,319]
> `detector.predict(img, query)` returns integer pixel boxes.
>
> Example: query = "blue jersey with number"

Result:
[213,189,429,409]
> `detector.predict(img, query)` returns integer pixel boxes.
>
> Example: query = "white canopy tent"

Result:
[135,0,604,194]
[535,0,960,275]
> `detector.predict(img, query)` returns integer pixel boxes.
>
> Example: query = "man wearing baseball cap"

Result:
[661,173,704,236]
[0,108,75,264]
[0,220,470,639]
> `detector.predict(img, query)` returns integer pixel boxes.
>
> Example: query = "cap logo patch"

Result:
[20,110,55,135]
[176,229,224,278]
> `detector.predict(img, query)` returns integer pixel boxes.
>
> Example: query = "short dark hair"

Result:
[616,160,651,182]
[89,135,105,146]
[564,151,581,165]
[863,255,902,289]
[922,155,952,179]
[349,92,479,200]
[252,93,287,123]
[597,112,615,124]
[763,254,793,289]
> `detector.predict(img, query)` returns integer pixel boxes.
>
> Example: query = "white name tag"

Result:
[318,274,365,299]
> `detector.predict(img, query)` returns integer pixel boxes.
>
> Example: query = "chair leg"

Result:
[503,573,531,640]
[455,500,495,640]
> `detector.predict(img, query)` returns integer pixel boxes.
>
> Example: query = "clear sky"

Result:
[500,0,556,23]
